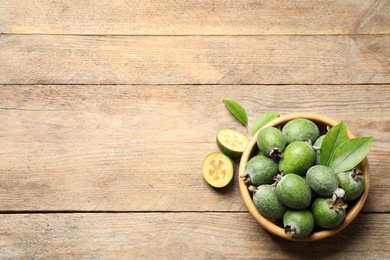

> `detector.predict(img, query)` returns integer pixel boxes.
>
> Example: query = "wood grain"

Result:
[0,213,389,259]
[1,0,389,35]
[1,35,389,85]
[0,85,388,212]
[1,0,389,258]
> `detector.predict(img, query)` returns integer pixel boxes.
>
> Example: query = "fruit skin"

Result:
[313,135,325,165]
[311,197,347,229]
[241,154,279,186]
[337,169,366,201]
[306,165,339,197]
[283,209,314,237]
[275,174,312,209]
[249,185,287,220]
[257,127,286,158]
[252,112,280,135]
[216,129,249,158]
[278,141,315,176]
[282,118,320,144]
[202,152,235,188]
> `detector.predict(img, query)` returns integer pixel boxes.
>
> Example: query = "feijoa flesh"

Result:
[202,152,235,188]
[216,129,249,158]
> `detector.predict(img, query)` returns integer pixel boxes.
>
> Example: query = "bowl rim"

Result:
[238,112,370,242]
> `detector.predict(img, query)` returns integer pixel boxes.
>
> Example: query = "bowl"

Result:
[238,112,370,242]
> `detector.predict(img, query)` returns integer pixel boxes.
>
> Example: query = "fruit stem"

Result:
[351,168,364,180]
[284,225,296,237]
[327,198,348,211]
[240,173,251,184]
[248,185,258,194]
[271,172,284,187]
[332,188,346,202]
[270,148,283,161]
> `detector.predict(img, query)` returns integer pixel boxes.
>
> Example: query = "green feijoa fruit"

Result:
[249,185,287,220]
[282,118,320,144]
[275,174,311,209]
[241,154,279,186]
[311,197,347,229]
[337,168,366,201]
[202,152,235,188]
[216,129,249,158]
[252,112,280,135]
[306,165,339,197]
[257,127,286,158]
[283,209,314,237]
[278,141,315,176]
[313,135,325,165]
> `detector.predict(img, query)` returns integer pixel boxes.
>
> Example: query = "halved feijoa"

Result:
[202,152,235,188]
[217,129,249,158]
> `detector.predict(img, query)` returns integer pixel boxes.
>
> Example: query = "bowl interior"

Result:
[238,112,370,242]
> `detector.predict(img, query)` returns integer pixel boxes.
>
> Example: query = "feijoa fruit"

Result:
[241,154,279,186]
[306,165,339,197]
[311,197,347,229]
[249,185,287,220]
[337,168,366,201]
[283,209,314,237]
[282,118,320,144]
[257,127,286,159]
[275,174,312,209]
[313,135,325,165]
[278,141,315,176]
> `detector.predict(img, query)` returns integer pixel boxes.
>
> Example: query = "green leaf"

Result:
[328,136,373,173]
[223,99,248,130]
[252,112,280,135]
[320,120,349,166]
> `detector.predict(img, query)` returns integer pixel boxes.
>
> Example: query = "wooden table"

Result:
[1,1,389,258]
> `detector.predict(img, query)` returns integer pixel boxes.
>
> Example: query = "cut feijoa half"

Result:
[216,129,249,158]
[202,152,235,188]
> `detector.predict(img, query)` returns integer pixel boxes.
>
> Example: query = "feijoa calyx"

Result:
[241,154,279,186]
[275,173,312,210]
[283,209,314,237]
[249,185,287,220]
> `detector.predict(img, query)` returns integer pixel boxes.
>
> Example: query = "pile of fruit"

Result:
[201,100,372,238]
[243,118,372,237]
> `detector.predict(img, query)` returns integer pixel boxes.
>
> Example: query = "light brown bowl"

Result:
[238,112,370,242]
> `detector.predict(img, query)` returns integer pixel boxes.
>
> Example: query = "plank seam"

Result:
[0,211,385,214]
[1,32,390,37]
[1,83,390,87]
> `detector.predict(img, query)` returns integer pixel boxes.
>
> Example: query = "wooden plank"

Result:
[0,0,389,35]
[0,212,389,258]
[0,85,388,212]
[1,35,389,85]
